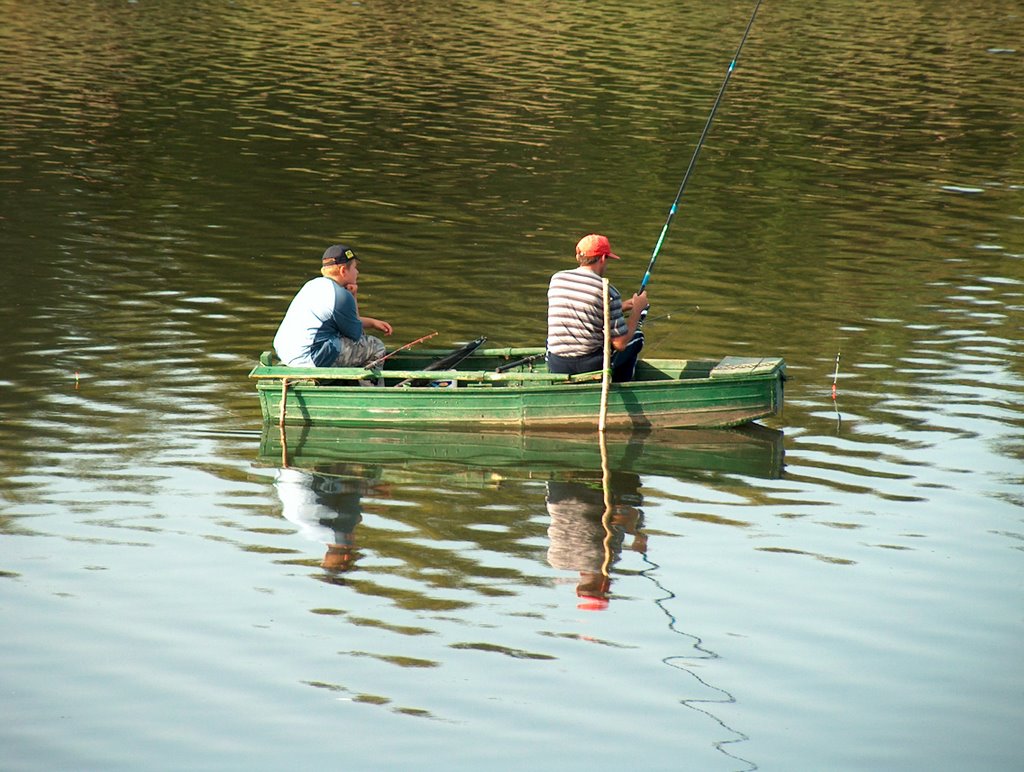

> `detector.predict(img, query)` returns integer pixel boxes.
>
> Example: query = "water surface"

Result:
[1,1,1022,769]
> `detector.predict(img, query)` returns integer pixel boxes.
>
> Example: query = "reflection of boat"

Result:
[257,422,785,481]
[249,347,786,430]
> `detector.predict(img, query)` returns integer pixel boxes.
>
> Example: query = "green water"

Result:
[1,1,1022,769]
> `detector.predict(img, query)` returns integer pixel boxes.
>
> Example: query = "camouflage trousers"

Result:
[331,335,387,367]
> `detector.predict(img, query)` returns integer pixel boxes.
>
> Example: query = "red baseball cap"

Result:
[576,574,611,610]
[577,596,610,611]
[575,233,620,260]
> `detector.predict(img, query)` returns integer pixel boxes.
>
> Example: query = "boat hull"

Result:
[250,348,785,430]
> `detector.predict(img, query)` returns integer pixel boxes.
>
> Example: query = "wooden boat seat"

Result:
[710,356,786,378]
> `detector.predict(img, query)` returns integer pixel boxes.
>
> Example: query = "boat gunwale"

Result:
[249,349,784,388]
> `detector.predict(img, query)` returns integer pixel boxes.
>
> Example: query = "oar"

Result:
[636,0,764,316]
[420,335,487,371]
[394,336,487,387]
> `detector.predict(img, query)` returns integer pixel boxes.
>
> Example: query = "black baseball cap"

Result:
[322,244,359,266]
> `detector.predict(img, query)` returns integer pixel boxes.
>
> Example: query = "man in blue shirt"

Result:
[273,244,393,367]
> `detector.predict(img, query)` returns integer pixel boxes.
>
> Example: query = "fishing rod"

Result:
[637,0,764,307]
[495,352,545,373]
[366,331,438,369]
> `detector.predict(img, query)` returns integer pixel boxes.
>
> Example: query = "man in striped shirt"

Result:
[546,234,649,382]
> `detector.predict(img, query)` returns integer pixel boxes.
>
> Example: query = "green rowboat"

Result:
[249,347,786,430]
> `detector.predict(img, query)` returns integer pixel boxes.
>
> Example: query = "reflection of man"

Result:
[545,473,646,609]
[274,468,365,571]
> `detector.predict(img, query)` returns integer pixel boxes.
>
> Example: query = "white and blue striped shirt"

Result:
[546,268,627,357]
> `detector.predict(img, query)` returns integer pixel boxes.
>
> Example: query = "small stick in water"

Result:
[832,352,841,399]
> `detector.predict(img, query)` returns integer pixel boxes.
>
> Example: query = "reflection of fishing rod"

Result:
[637,0,764,324]
[639,554,756,770]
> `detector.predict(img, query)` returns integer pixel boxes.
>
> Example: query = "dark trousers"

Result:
[547,331,644,383]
